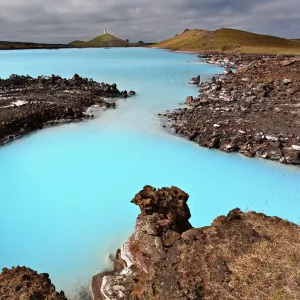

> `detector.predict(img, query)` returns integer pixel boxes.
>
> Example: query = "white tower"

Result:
[104,28,107,34]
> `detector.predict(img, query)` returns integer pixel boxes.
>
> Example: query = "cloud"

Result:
[0,0,299,43]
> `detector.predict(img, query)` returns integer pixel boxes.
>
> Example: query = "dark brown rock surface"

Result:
[92,186,300,300]
[167,55,300,165]
[0,266,66,300]
[0,74,134,146]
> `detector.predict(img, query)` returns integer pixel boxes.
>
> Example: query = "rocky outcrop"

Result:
[92,185,300,300]
[166,55,300,165]
[92,186,192,300]
[0,74,135,146]
[0,266,66,299]
[189,75,200,85]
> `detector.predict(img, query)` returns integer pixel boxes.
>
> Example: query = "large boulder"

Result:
[189,75,200,84]
[72,73,81,81]
[282,149,300,164]
[185,96,193,104]
[280,60,294,67]
[131,185,192,233]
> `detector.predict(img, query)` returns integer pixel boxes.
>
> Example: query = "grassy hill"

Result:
[69,34,130,48]
[68,40,85,47]
[153,28,300,55]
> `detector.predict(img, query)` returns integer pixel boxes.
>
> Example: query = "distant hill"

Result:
[0,41,66,50]
[0,34,152,50]
[68,40,85,47]
[69,34,130,48]
[153,28,300,55]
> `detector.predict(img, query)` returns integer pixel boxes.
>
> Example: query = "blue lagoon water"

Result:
[0,48,299,293]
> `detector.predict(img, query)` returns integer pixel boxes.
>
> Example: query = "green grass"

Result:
[153,28,300,55]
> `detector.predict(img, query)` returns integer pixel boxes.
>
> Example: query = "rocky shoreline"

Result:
[0,74,135,146]
[165,54,300,165]
[91,185,300,299]
[1,186,300,299]
[197,52,278,69]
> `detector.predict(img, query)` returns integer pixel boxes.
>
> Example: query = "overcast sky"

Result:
[0,0,299,43]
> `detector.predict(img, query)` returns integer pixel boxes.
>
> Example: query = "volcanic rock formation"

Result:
[92,185,300,299]
[0,74,135,146]
[167,55,300,165]
[0,266,66,300]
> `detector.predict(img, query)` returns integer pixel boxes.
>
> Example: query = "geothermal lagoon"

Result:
[0,48,300,293]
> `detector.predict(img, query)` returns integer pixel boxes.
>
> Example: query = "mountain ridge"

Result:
[153,28,300,55]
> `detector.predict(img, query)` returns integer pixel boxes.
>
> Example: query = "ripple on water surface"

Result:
[0,48,299,293]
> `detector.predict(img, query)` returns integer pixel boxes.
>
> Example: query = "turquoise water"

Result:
[0,48,299,293]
